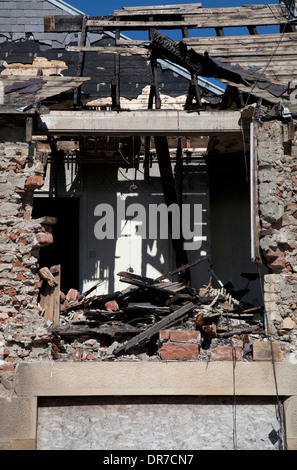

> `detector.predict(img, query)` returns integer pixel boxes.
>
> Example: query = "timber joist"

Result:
[44,4,292,33]
[41,3,297,116]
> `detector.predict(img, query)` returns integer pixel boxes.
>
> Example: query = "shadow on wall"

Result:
[207,152,268,306]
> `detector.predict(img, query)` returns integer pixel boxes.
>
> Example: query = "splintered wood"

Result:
[47,259,265,359]
[39,265,61,327]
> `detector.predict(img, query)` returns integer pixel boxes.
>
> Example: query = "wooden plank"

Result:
[155,256,207,282]
[26,116,33,142]
[120,3,202,11]
[44,15,84,32]
[154,135,190,284]
[112,28,121,110]
[67,45,150,56]
[51,265,61,327]
[39,265,61,326]
[115,35,297,55]
[113,302,194,355]
[87,17,288,30]
[87,4,287,30]
[118,274,179,296]
[73,15,88,108]
[183,32,297,46]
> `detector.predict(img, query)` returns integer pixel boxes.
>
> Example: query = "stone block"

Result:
[253,341,282,361]
[12,439,36,450]
[0,440,12,450]
[284,396,297,450]
[0,396,37,440]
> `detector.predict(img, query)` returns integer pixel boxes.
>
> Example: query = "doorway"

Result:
[32,197,80,294]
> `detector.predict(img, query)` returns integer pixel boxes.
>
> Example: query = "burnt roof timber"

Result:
[118,3,202,12]
[0,75,90,112]
[44,4,291,33]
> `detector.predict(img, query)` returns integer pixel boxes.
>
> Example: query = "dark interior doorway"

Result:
[32,197,80,294]
[207,153,264,306]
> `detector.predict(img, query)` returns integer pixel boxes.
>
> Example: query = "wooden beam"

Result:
[44,15,84,32]
[120,3,202,12]
[73,15,88,108]
[112,28,121,110]
[86,5,287,30]
[34,110,243,137]
[39,265,61,327]
[154,135,190,284]
[67,45,150,56]
[25,116,33,142]
[113,302,194,355]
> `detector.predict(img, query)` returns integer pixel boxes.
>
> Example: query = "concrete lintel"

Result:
[15,361,297,398]
[34,110,243,137]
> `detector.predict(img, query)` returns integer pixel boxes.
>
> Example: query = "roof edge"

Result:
[47,0,85,16]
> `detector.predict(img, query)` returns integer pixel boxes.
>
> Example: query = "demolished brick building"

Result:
[0,0,297,451]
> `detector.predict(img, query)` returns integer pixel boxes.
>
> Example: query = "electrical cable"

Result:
[257,265,287,450]
[225,307,238,450]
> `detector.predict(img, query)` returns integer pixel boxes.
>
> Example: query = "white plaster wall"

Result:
[37,157,211,295]
[36,396,280,450]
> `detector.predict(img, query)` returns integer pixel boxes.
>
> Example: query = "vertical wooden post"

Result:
[154,136,191,285]
[73,15,87,108]
[182,26,202,110]
[111,28,121,109]
[39,265,61,326]
[149,27,161,109]
[26,116,33,142]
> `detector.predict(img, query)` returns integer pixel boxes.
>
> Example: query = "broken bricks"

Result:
[47,264,269,362]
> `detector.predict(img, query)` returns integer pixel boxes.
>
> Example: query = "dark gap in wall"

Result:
[32,196,80,293]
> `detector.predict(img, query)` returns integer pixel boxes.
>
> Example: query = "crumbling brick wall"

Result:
[257,120,297,356]
[0,142,52,372]
[1,118,297,376]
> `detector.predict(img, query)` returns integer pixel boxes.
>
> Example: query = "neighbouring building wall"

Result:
[257,120,297,360]
[0,0,82,41]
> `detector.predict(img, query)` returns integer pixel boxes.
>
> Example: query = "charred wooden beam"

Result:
[182,27,202,110]
[73,15,88,108]
[114,302,194,355]
[155,256,207,282]
[44,15,84,32]
[154,135,190,285]
[150,30,288,98]
[111,28,121,110]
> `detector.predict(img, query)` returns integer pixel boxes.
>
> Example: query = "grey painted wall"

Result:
[0,0,82,36]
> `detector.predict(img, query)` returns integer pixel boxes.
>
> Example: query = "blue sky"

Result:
[68,0,278,18]
[65,0,280,88]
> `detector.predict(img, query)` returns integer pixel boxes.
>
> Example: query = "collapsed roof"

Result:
[1,1,297,116]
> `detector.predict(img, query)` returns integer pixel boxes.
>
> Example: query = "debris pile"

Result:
[46,259,266,362]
